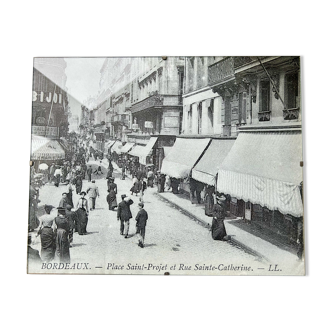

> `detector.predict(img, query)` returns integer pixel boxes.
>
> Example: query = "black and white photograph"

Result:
[27,56,304,275]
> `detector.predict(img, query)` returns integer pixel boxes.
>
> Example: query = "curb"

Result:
[156,192,269,262]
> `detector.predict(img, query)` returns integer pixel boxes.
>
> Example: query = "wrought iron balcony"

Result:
[208,57,235,86]
[131,94,164,114]
[283,108,300,121]
[258,111,271,122]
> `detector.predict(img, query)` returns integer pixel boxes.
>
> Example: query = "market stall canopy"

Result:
[217,130,303,217]
[31,135,65,161]
[161,137,211,178]
[120,142,135,154]
[192,138,235,186]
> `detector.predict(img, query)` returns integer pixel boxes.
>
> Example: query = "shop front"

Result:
[217,128,303,242]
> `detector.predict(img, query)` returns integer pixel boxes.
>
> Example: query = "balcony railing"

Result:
[258,111,271,122]
[131,94,163,114]
[208,57,235,86]
[283,108,300,121]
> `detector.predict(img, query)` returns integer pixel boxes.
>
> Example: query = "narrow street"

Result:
[29,158,266,275]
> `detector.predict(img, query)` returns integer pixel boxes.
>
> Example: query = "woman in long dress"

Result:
[76,192,89,235]
[106,189,117,210]
[204,185,215,216]
[38,205,56,262]
[211,196,227,241]
[54,207,70,263]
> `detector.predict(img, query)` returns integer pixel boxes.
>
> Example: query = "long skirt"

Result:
[76,208,88,234]
[108,197,117,210]
[147,177,154,187]
[211,218,227,240]
[205,194,214,216]
[40,227,55,262]
[55,229,70,263]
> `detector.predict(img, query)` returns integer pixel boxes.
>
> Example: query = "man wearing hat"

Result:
[211,195,228,241]
[135,202,148,248]
[65,205,78,245]
[117,194,133,237]
[59,193,69,209]
[87,180,99,211]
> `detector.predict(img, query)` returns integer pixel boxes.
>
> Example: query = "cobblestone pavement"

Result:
[29,159,268,275]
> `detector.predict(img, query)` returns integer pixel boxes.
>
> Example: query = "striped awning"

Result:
[31,135,65,161]
[161,138,211,179]
[217,130,303,217]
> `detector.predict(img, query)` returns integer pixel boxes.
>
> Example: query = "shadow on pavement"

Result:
[144,243,157,248]
[71,243,86,247]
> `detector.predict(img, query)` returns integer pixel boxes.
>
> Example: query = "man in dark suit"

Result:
[117,194,133,238]
[135,202,148,248]
[87,165,93,182]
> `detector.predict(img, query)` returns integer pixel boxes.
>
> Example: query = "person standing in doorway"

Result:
[135,202,148,248]
[211,195,228,241]
[117,194,133,238]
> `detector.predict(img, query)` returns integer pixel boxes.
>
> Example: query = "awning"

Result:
[112,141,125,154]
[128,145,147,158]
[31,135,65,161]
[121,142,135,154]
[161,138,211,178]
[192,138,235,186]
[163,146,172,157]
[105,140,116,148]
[217,131,303,217]
[138,136,158,165]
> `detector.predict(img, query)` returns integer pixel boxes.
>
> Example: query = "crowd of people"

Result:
[28,140,153,266]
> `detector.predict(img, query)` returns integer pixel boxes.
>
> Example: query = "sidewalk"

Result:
[156,191,298,263]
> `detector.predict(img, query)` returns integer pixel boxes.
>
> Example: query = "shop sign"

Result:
[32,126,59,138]
[32,91,63,104]
[144,121,153,128]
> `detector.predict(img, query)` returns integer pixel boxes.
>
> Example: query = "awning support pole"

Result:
[257,57,286,109]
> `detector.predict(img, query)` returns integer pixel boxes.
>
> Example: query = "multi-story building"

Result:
[31,58,69,169]
[162,56,302,246]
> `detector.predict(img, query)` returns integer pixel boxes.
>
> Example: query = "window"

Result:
[208,99,214,132]
[285,72,299,109]
[261,81,270,112]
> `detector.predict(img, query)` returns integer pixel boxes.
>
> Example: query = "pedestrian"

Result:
[211,195,228,241]
[54,167,62,187]
[82,163,87,179]
[49,163,55,183]
[157,173,166,193]
[170,177,180,194]
[67,180,74,208]
[135,202,148,248]
[189,177,196,203]
[87,180,99,211]
[93,161,103,175]
[195,181,204,204]
[130,175,139,195]
[76,192,89,235]
[204,185,215,216]
[87,165,93,182]
[117,194,133,238]
[37,204,56,262]
[54,207,71,263]
[75,174,83,194]
[165,175,171,191]
[107,177,117,194]
[65,204,78,245]
[58,193,69,208]
[139,178,147,203]
[106,188,117,211]
[27,234,41,262]
[121,164,126,180]
[147,168,154,187]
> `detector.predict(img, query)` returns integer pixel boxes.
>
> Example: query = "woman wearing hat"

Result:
[211,195,228,241]
[37,205,56,262]
[54,207,70,263]
[76,192,89,235]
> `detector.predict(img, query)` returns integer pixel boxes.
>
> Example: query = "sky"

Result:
[65,57,106,116]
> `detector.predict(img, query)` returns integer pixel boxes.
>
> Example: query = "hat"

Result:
[138,202,144,208]
[62,192,67,196]
[216,195,226,201]
[92,180,95,183]
[66,204,72,210]
[44,204,54,214]
[80,191,86,196]
[121,194,127,199]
